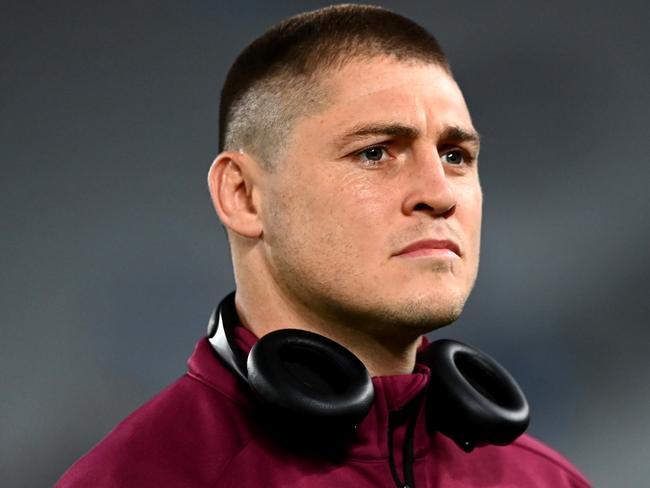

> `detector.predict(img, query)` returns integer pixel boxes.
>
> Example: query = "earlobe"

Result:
[207,151,263,238]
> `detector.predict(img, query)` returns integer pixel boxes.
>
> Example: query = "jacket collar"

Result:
[187,327,432,461]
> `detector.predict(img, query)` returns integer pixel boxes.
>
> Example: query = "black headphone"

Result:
[208,292,530,452]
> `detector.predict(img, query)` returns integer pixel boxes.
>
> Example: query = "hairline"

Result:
[223,54,452,171]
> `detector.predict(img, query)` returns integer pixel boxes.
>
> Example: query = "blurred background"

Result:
[2,0,648,486]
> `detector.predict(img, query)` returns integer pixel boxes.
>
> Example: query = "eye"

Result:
[441,150,465,166]
[355,145,390,166]
[360,146,387,161]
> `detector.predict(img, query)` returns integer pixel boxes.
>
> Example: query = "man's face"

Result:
[258,57,482,338]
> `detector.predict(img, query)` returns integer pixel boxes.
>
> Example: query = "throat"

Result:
[341,332,424,377]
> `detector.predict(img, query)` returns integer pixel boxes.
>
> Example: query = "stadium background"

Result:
[2,1,648,485]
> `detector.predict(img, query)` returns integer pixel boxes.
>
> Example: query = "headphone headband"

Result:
[207,291,248,383]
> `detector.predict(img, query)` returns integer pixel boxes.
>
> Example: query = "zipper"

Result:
[387,396,420,488]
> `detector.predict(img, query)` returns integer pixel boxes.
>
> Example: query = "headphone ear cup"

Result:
[420,339,530,452]
[246,329,375,431]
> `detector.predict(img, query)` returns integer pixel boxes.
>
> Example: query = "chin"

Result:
[364,289,468,335]
[395,272,476,326]
[399,299,464,330]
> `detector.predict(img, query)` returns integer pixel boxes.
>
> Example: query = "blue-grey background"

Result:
[2,1,648,486]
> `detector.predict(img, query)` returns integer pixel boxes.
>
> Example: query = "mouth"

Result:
[393,239,461,258]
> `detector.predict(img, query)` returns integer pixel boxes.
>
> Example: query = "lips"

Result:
[394,239,461,258]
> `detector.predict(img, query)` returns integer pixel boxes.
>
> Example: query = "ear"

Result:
[207,151,263,238]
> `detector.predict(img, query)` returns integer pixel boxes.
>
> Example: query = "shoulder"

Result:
[507,435,591,487]
[55,373,256,488]
[432,433,591,487]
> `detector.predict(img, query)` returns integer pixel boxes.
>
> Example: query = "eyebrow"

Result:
[333,122,481,150]
[333,122,420,149]
[438,126,481,150]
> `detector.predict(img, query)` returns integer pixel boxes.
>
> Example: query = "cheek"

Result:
[453,180,482,257]
[339,171,394,213]
[466,192,483,275]
[473,185,483,235]
[457,178,482,223]
[330,178,391,243]
[307,171,388,222]
[303,177,390,264]
[467,189,483,239]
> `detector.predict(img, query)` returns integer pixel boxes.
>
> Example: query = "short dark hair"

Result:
[219,4,450,168]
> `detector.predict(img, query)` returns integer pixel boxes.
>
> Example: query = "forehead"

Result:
[301,57,473,140]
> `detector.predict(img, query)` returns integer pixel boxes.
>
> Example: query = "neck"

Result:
[233,280,423,377]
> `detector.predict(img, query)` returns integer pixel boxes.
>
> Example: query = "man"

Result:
[57,5,590,487]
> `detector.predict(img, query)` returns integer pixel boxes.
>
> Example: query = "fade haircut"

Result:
[219,4,450,170]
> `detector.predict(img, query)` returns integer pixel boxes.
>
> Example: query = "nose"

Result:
[402,147,457,218]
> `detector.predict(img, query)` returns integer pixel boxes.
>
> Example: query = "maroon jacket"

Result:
[56,328,591,487]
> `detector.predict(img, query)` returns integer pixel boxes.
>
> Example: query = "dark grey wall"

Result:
[2,1,648,486]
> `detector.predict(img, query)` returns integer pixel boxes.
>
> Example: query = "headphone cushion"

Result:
[246,329,375,429]
[421,339,530,449]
